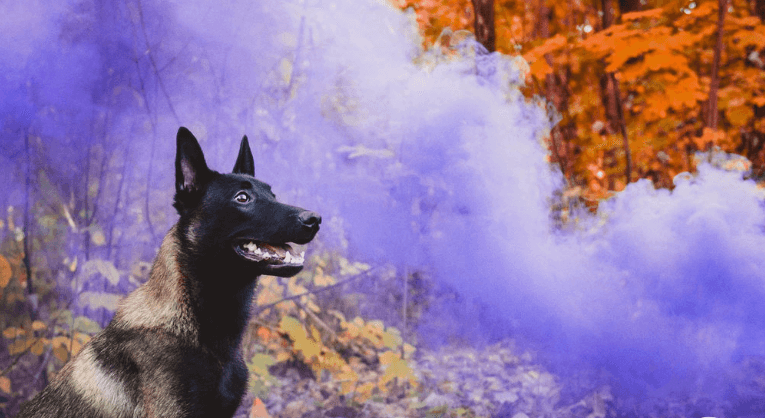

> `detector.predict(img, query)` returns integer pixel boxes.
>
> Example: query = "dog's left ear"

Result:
[232,135,255,176]
[174,127,212,214]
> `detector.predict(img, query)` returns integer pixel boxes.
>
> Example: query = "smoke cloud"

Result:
[3,0,765,413]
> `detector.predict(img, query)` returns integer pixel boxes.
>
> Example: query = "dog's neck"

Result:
[115,225,258,358]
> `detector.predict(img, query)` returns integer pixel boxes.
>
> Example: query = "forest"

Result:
[1,0,765,417]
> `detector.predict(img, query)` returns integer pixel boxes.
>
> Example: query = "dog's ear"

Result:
[174,127,211,213]
[232,135,255,176]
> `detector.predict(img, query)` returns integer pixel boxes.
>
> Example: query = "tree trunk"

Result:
[757,0,765,22]
[618,0,641,14]
[599,0,632,182]
[707,0,728,130]
[537,0,570,178]
[471,0,496,52]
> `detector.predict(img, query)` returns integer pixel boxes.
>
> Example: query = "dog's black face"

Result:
[173,127,320,277]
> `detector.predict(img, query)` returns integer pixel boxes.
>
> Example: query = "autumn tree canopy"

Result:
[396,0,765,202]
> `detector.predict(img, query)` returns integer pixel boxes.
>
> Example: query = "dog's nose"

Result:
[299,211,321,229]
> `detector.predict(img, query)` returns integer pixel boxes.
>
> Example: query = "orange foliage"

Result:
[396,0,765,202]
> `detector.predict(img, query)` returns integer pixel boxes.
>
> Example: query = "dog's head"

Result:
[173,127,320,277]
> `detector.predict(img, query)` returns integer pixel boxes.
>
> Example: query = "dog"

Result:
[17,127,321,417]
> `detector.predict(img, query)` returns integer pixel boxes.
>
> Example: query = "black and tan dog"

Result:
[17,127,321,417]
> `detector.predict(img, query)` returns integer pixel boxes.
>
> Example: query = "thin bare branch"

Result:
[252,267,381,315]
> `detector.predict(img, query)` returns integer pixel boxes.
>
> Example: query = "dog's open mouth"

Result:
[235,241,305,266]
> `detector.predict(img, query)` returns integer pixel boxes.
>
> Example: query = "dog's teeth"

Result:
[284,252,292,263]
[244,242,260,255]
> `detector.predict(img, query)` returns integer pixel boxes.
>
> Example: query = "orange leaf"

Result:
[0,376,10,393]
[256,326,272,342]
[0,255,11,288]
[726,106,754,127]
[622,8,663,21]
[249,398,271,418]
[666,32,696,51]
[644,51,687,72]
[733,29,765,50]
[529,59,553,77]
[523,34,567,62]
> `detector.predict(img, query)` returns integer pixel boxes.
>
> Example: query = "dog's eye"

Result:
[234,192,250,203]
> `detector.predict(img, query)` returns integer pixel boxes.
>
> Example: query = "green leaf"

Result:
[73,316,101,334]
[249,353,276,376]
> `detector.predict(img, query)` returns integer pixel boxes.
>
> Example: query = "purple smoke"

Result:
[2,0,765,412]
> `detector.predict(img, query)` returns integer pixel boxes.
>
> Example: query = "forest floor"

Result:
[235,340,614,418]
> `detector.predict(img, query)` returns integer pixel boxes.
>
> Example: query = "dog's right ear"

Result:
[174,127,211,213]
[232,135,255,176]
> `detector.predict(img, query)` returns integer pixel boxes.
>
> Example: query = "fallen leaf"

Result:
[250,397,271,418]
[0,255,11,288]
[0,376,10,393]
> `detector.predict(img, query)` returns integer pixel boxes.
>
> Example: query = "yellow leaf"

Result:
[381,330,402,350]
[337,368,359,394]
[0,255,11,288]
[32,320,46,331]
[279,58,293,86]
[354,382,375,402]
[379,350,398,366]
[0,376,10,393]
[279,316,306,341]
[30,338,46,355]
[70,332,90,356]
[53,345,69,363]
[310,325,321,342]
[313,269,335,287]
[379,352,416,387]
[52,336,69,347]
[8,338,33,355]
[403,343,416,358]
[2,327,21,339]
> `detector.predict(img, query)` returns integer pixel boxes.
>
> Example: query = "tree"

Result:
[471,0,496,52]
[398,0,765,201]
